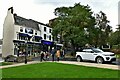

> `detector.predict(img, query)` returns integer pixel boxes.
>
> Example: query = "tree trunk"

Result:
[70,39,76,56]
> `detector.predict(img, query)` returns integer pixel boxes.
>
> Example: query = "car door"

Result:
[83,49,95,61]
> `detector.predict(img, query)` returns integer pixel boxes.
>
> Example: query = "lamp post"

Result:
[24,40,28,64]
[84,28,90,47]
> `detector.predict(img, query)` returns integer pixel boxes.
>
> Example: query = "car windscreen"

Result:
[92,48,103,53]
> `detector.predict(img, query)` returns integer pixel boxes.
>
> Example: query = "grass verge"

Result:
[2,62,119,78]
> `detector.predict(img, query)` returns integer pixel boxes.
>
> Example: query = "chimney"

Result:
[8,7,13,14]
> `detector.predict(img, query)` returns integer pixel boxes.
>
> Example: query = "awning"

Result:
[41,40,54,45]
[34,36,42,39]
[27,42,41,45]
[13,40,25,43]
[19,33,29,37]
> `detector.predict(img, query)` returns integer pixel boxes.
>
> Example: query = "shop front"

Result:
[41,40,55,52]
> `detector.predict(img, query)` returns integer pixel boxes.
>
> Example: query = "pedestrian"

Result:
[23,49,27,64]
[45,51,49,61]
[40,51,45,62]
[51,47,56,62]
[28,51,30,57]
[56,49,60,61]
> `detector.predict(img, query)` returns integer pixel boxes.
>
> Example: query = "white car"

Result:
[76,48,116,64]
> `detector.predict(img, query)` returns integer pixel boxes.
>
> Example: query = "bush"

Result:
[111,49,120,54]
[1,62,13,66]
[4,55,34,63]
[112,45,120,49]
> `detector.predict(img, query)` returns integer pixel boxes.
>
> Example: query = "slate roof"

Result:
[13,14,50,30]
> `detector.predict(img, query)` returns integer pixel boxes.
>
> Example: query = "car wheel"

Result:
[96,57,104,64]
[77,56,82,62]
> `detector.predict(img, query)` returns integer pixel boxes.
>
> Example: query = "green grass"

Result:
[2,62,119,78]
[0,62,13,66]
[0,68,1,78]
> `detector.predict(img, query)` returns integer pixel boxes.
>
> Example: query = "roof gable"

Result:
[14,14,40,30]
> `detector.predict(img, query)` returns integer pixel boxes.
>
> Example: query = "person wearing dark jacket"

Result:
[40,51,45,62]
[51,48,56,62]
[23,49,27,64]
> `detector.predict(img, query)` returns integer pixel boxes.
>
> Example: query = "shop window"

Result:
[44,34,46,39]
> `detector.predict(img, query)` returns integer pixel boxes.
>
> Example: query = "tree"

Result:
[108,25,120,46]
[94,11,112,47]
[51,3,96,53]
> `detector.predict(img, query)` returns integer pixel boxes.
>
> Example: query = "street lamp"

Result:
[24,40,28,64]
[84,28,90,46]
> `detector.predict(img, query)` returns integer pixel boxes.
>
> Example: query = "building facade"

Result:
[0,39,2,56]
[2,7,54,57]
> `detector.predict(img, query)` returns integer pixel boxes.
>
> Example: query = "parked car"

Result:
[4,55,18,62]
[76,48,116,64]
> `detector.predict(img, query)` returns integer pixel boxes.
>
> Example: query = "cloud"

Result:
[0,0,119,39]
[33,0,74,6]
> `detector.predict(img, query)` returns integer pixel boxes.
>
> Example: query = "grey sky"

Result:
[0,0,119,39]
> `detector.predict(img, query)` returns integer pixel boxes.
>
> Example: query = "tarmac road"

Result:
[33,57,120,65]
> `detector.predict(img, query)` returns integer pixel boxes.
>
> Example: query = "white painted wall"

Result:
[40,24,53,41]
[2,8,53,57]
[0,45,2,54]
[14,25,41,41]
[2,9,15,57]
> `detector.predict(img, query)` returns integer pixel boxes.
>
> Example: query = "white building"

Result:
[2,7,54,57]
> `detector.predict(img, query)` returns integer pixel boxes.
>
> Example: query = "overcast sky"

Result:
[0,0,119,39]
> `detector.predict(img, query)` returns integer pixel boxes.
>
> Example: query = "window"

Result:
[44,34,46,39]
[49,35,51,40]
[25,28,33,34]
[17,34,19,40]
[20,27,23,32]
[44,27,46,32]
[49,29,51,33]
[35,31,37,35]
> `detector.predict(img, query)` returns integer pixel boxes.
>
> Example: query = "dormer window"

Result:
[20,27,23,32]
[25,28,33,34]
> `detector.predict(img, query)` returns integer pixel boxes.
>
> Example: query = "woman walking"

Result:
[56,49,60,61]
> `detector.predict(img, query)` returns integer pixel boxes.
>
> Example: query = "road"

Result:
[33,57,120,65]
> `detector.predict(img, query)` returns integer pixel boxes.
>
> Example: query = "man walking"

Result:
[40,51,45,62]
[51,47,56,62]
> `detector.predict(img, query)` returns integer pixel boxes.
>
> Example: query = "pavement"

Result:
[0,61,120,70]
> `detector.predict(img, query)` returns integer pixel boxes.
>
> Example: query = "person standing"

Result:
[51,47,56,62]
[56,49,60,61]
[40,51,45,62]
[23,49,27,64]
[45,51,49,61]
